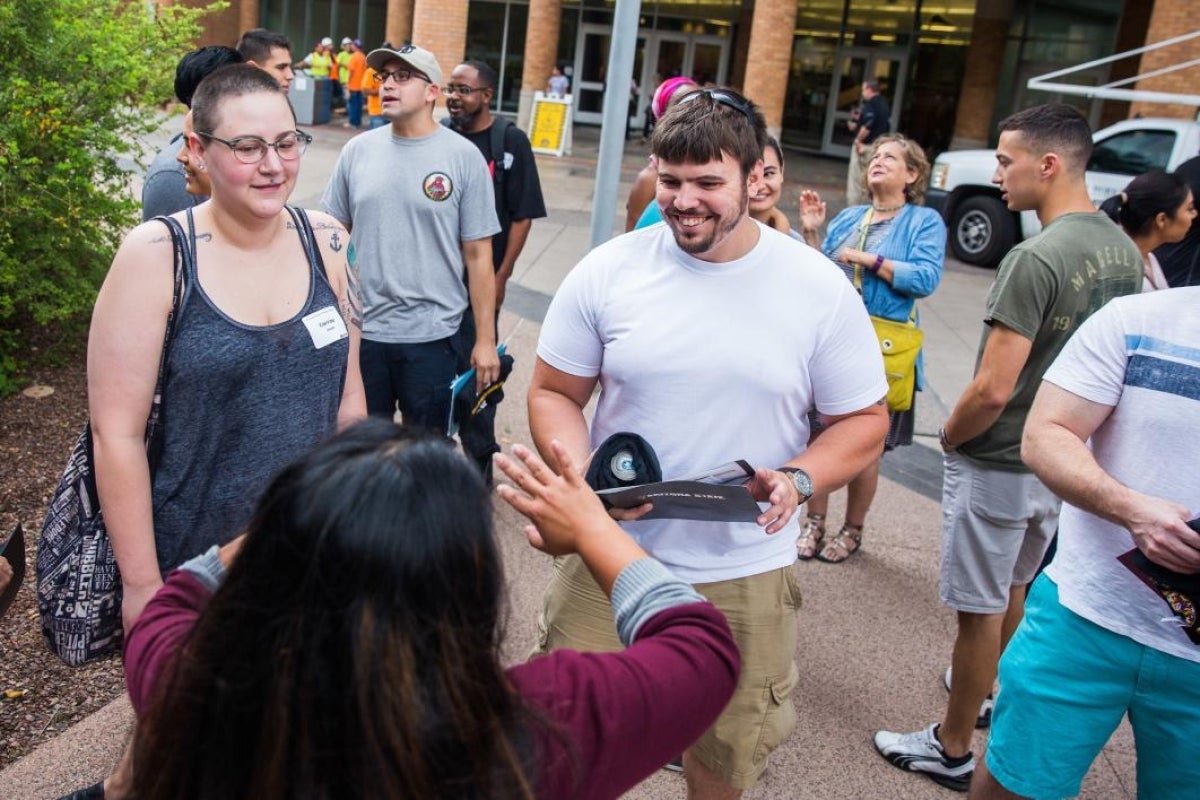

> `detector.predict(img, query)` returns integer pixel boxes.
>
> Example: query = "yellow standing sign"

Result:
[530,91,572,157]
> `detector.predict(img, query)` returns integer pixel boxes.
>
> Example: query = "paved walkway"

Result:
[0,118,1136,799]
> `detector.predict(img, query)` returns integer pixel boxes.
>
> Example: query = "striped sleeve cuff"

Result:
[611,557,705,646]
[177,545,226,593]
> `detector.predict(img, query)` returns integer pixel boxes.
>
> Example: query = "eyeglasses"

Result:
[374,68,430,85]
[195,130,312,164]
[441,84,489,97]
[676,89,755,122]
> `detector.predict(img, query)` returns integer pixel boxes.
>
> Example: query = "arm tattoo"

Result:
[147,231,211,244]
[329,232,343,252]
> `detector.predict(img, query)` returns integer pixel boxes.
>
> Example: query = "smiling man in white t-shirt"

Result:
[527,88,889,799]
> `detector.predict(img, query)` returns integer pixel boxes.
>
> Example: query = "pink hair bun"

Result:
[652,76,698,120]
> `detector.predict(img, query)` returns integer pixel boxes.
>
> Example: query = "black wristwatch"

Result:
[777,467,814,503]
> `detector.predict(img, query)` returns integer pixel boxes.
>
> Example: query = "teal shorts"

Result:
[987,575,1200,799]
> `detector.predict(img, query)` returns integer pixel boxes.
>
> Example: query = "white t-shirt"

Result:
[538,221,887,583]
[1044,287,1200,662]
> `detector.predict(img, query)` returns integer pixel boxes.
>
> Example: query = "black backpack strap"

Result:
[142,213,191,468]
[489,117,512,229]
[149,214,190,379]
[443,115,511,229]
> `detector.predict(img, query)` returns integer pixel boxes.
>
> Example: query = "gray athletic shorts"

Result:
[938,452,1061,614]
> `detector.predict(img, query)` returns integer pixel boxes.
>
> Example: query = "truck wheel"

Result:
[949,196,1016,268]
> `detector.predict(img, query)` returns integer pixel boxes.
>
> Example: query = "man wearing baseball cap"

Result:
[322,44,500,435]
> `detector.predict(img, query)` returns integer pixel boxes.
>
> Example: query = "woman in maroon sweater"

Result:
[126,419,739,799]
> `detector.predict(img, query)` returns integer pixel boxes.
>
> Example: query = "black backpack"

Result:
[441,115,514,229]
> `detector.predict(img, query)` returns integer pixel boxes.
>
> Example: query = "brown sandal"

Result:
[816,523,862,563]
[796,514,826,560]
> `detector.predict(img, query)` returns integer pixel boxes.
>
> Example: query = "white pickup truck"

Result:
[926,117,1200,268]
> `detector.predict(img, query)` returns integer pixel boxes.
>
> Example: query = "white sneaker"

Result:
[873,723,975,792]
[943,666,996,729]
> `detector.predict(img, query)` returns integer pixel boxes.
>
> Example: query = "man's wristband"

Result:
[938,427,957,453]
[870,254,885,272]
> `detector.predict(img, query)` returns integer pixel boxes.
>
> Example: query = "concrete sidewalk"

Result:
[0,120,1136,799]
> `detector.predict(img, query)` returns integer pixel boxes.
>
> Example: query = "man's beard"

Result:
[448,105,481,129]
[670,193,748,255]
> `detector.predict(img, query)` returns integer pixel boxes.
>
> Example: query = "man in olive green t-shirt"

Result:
[873,104,1141,792]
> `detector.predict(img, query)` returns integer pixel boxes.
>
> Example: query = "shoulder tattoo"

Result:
[146,231,211,244]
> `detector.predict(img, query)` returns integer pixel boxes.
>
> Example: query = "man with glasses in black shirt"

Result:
[443,59,546,482]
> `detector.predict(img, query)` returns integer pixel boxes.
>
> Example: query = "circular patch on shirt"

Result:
[423,172,453,201]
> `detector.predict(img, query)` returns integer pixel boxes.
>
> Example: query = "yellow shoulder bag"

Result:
[854,210,922,413]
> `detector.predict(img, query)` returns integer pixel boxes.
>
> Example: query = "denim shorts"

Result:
[988,575,1200,799]
[938,452,1059,613]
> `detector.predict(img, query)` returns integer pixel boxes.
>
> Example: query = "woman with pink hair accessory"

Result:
[652,76,697,121]
[625,75,698,231]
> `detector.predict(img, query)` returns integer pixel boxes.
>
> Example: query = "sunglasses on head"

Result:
[676,89,754,121]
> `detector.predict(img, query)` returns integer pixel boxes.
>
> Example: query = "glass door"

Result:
[639,33,729,119]
[574,24,645,126]
[823,48,907,156]
[690,39,726,87]
[782,38,837,150]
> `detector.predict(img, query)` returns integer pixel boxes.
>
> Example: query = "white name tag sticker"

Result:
[302,305,349,349]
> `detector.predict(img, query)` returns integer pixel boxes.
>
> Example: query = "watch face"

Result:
[791,470,813,497]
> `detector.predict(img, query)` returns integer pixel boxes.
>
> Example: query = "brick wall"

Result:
[237,0,259,39]
[949,13,1008,149]
[741,0,797,138]
[387,0,414,48]
[177,0,240,48]
[1131,0,1200,119]
[522,0,562,99]
[412,0,469,84]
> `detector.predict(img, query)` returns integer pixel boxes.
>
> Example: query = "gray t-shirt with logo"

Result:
[322,125,499,343]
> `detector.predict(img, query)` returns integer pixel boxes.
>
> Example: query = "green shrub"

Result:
[0,0,221,394]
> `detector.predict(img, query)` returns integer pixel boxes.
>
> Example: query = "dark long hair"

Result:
[133,419,541,799]
[1100,170,1191,237]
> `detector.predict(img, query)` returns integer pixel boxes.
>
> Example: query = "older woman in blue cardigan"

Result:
[797,134,946,562]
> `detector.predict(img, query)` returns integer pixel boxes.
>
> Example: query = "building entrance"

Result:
[573,24,729,127]
[823,47,906,156]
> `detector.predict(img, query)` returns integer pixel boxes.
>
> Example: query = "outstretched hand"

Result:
[798,189,826,234]
[495,442,621,556]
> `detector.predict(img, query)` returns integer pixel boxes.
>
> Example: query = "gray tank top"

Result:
[151,207,347,571]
